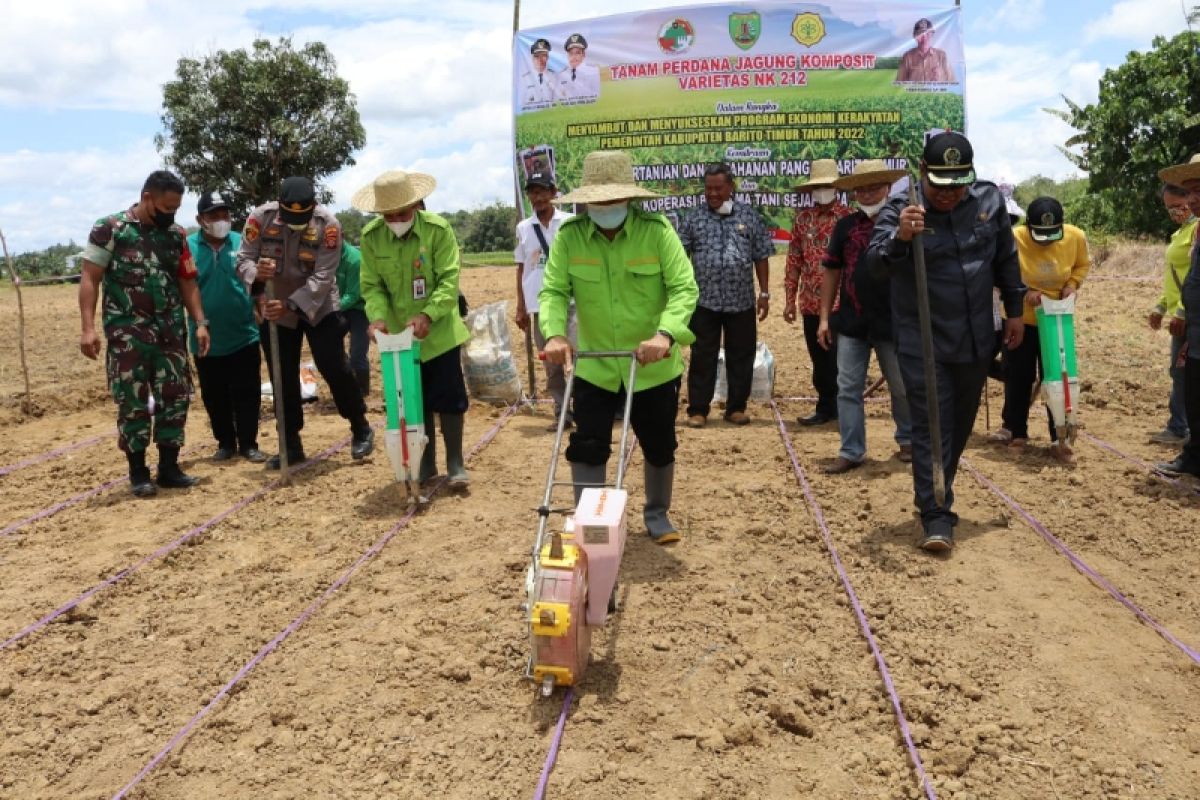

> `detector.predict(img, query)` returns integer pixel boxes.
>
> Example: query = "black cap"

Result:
[922,131,975,186]
[1026,196,1065,243]
[913,18,933,36]
[564,33,588,51]
[278,177,316,224]
[525,171,556,190]
[531,38,551,55]
[197,191,231,215]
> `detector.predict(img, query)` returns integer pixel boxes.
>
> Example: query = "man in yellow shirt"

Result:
[995,197,1090,463]
[540,150,699,544]
[1148,184,1196,444]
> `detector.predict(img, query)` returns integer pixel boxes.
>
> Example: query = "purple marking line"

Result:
[533,686,574,800]
[961,458,1200,666]
[769,401,938,800]
[1,437,353,653]
[1,442,203,540]
[1086,275,1157,282]
[779,395,887,404]
[1082,432,1200,496]
[110,404,520,800]
[0,432,112,478]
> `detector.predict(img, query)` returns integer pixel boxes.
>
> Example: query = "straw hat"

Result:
[834,159,907,190]
[1158,153,1200,186]
[351,170,436,213]
[555,151,661,204]
[794,159,840,191]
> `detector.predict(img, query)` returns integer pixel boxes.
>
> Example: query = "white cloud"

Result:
[984,0,1046,33]
[1083,0,1191,44]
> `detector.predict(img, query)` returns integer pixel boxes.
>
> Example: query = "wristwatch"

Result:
[759,291,771,300]
[194,318,210,328]
[657,329,675,345]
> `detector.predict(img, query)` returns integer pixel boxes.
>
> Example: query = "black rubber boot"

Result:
[350,416,375,460]
[127,450,156,497]
[156,445,197,489]
[441,413,470,486]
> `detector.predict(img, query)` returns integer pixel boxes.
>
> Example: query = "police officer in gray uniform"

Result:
[866,132,1025,552]
[236,176,375,468]
[520,38,556,108]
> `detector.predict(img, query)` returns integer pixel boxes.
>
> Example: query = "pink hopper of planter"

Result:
[573,488,628,626]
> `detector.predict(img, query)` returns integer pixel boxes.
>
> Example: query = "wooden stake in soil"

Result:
[266,276,290,485]
[0,228,35,415]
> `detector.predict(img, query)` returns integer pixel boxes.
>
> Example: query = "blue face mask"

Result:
[587,202,629,230]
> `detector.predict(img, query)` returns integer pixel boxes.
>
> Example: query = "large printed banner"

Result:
[513,1,964,229]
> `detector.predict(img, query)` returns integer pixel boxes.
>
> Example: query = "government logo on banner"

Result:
[790,12,825,47]
[729,12,761,50]
[658,18,696,54]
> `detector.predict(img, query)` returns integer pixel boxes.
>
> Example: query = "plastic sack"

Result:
[261,362,319,403]
[713,341,775,403]
[462,301,523,404]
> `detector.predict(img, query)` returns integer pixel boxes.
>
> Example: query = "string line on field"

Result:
[110,405,520,800]
[0,432,113,478]
[0,442,204,540]
[769,400,938,800]
[1081,432,1200,496]
[961,458,1200,666]
[0,434,360,652]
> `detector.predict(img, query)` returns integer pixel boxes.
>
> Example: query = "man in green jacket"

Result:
[355,170,473,486]
[541,150,699,544]
[336,240,370,398]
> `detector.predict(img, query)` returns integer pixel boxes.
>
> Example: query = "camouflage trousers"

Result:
[106,333,193,454]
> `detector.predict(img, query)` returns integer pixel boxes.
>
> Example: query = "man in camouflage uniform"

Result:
[78,170,210,497]
[237,176,375,468]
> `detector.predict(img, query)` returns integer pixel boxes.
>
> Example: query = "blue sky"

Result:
[0,0,1192,252]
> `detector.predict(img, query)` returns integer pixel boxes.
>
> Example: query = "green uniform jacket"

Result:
[539,207,699,392]
[337,241,365,312]
[187,230,259,357]
[360,211,470,361]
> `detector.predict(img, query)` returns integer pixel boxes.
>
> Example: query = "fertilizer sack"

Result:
[462,301,523,404]
[713,341,775,403]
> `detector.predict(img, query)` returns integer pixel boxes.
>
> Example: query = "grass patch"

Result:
[461,251,516,268]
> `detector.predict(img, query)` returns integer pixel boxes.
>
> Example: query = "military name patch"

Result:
[244,219,260,243]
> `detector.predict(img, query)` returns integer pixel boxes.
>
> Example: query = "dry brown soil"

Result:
[0,243,1197,799]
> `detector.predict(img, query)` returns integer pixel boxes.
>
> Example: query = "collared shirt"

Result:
[676,201,774,313]
[84,206,197,343]
[514,208,573,312]
[785,203,852,315]
[235,202,343,329]
[359,211,470,362]
[337,241,365,312]
[186,230,258,357]
[556,63,600,101]
[539,207,699,392]
[1013,224,1091,326]
[896,47,955,82]
[866,181,1025,364]
[1158,217,1196,317]
[520,69,557,108]
[823,211,892,341]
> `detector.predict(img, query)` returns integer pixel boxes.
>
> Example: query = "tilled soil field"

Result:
[0,243,1198,799]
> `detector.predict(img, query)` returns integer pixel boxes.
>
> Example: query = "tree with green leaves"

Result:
[157,37,366,221]
[335,209,372,246]
[1052,29,1200,237]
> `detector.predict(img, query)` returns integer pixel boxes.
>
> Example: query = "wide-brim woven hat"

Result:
[555,151,661,204]
[794,159,840,190]
[1158,153,1200,186]
[351,170,437,213]
[834,159,907,190]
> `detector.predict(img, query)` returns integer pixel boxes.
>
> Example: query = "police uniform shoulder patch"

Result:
[245,217,260,243]
[324,225,340,249]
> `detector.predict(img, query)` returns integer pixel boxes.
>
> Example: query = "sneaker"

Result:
[686,415,707,428]
[919,520,954,552]
[987,428,1013,444]
[725,411,750,425]
[1154,456,1200,478]
[896,444,913,463]
[1149,430,1189,445]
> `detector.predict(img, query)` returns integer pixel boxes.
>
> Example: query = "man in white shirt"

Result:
[520,38,556,109]
[514,171,575,428]
[556,33,600,103]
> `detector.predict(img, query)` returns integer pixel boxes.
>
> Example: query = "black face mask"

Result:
[146,199,176,229]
